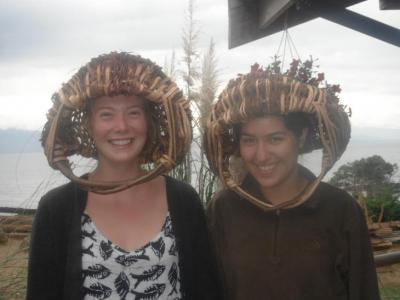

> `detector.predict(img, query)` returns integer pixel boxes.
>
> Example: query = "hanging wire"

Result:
[275,27,285,57]
[281,12,289,71]
[274,11,301,72]
[287,29,301,61]
[287,34,294,62]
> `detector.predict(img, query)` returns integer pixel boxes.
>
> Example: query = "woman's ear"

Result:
[86,118,93,137]
[299,127,309,150]
[85,100,94,137]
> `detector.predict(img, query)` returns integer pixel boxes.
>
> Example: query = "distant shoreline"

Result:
[0,207,36,215]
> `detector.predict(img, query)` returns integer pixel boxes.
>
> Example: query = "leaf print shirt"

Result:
[81,213,182,300]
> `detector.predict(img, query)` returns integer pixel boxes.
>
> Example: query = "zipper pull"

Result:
[275,209,280,216]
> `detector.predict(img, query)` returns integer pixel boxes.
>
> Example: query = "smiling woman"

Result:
[26,52,222,300]
[205,64,380,300]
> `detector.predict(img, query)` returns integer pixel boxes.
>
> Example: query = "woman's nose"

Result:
[255,142,269,163]
[114,113,128,131]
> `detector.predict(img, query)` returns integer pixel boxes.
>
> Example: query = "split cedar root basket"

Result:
[42,52,192,194]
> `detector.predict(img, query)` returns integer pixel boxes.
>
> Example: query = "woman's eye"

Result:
[269,136,284,143]
[129,109,142,116]
[99,111,112,118]
[241,137,256,145]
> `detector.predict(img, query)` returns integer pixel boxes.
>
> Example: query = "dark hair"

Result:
[233,112,317,155]
[283,112,316,154]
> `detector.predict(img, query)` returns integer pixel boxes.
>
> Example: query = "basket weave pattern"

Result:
[42,52,192,194]
[204,69,350,210]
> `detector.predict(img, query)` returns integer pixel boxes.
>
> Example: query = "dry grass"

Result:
[378,244,400,299]
[379,266,400,299]
[0,215,31,300]
[0,238,28,300]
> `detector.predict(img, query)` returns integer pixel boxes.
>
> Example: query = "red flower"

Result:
[250,63,260,74]
[331,84,342,93]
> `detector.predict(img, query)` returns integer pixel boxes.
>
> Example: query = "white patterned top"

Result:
[81,213,182,300]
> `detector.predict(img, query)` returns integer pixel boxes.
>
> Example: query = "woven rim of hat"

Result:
[42,52,192,194]
[204,69,351,210]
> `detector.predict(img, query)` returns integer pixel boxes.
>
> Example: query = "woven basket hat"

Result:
[42,52,192,194]
[204,64,351,210]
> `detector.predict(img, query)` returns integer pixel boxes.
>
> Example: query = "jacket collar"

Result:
[240,164,321,212]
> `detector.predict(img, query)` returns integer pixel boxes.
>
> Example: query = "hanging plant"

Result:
[265,55,351,116]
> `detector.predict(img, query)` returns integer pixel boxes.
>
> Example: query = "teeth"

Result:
[110,139,132,145]
[258,165,274,171]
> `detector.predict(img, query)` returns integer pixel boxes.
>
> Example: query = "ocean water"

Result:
[0,153,95,209]
[301,139,400,181]
[0,139,399,209]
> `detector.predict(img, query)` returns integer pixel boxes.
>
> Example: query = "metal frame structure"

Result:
[228,0,400,48]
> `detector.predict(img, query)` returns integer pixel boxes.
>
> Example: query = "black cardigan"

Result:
[27,176,222,300]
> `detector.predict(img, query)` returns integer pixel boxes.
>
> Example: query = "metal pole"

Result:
[311,6,400,47]
[375,251,400,268]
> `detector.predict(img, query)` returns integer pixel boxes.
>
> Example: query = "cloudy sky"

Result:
[0,0,399,131]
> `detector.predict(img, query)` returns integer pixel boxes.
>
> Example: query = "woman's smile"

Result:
[109,138,133,146]
[255,163,277,174]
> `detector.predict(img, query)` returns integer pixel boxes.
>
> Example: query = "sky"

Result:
[0,0,399,132]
